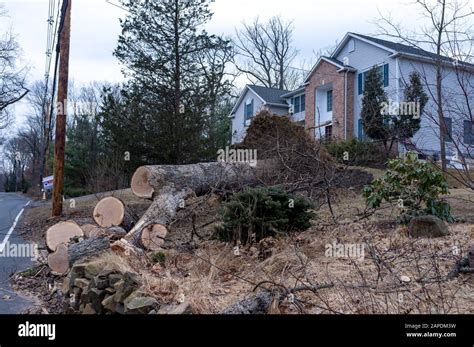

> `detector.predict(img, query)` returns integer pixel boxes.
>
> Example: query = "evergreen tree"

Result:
[393,71,428,141]
[112,0,233,165]
[361,67,389,143]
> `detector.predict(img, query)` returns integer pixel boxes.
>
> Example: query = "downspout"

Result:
[344,70,348,140]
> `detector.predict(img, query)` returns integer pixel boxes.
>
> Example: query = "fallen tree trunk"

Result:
[93,197,135,231]
[122,162,259,249]
[131,162,258,200]
[221,284,334,314]
[48,236,110,275]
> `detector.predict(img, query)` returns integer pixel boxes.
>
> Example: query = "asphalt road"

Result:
[0,193,35,314]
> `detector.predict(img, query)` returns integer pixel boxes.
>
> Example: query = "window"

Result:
[325,125,333,139]
[292,95,305,113]
[294,96,301,114]
[327,90,333,112]
[444,117,453,143]
[464,120,474,145]
[358,63,390,95]
[245,100,254,121]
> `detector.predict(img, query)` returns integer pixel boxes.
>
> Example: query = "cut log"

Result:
[46,221,84,252]
[47,244,70,275]
[141,225,168,251]
[47,237,110,275]
[89,227,105,239]
[93,197,125,228]
[125,162,258,249]
[81,224,98,238]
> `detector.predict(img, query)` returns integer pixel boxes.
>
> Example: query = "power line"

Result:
[105,0,129,12]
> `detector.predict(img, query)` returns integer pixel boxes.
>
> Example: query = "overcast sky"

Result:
[2,0,423,127]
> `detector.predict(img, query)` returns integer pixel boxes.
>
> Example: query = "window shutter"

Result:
[464,120,473,145]
[444,117,453,143]
[358,73,363,95]
[384,64,389,87]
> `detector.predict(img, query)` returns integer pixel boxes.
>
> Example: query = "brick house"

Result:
[230,32,474,160]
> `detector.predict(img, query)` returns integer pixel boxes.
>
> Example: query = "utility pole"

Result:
[52,0,72,217]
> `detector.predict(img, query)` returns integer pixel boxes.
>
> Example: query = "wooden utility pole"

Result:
[52,0,72,217]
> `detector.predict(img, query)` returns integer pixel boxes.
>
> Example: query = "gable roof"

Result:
[247,85,291,106]
[333,32,474,69]
[229,85,290,117]
[304,56,356,83]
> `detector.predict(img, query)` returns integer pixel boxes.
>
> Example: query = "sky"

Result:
[1,0,423,128]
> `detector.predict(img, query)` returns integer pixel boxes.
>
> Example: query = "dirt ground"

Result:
[13,172,474,314]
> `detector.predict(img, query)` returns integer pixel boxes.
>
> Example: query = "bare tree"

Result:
[376,0,474,172]
[234,16,299,90]
[0,5,29,126]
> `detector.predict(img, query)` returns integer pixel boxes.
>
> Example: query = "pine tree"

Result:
[361,67,389,143]
[113,0,233,165]
[393,71,428,140]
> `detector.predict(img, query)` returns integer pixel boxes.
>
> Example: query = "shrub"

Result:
[363,152,453,223]
[325,139,386,168]
[151,252,166,265]
[215,187,315,245]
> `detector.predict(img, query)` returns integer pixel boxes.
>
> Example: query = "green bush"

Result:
[151,252,166,265]
[216,187,315,245]
[325,139,386,168]
[363,152,453,223]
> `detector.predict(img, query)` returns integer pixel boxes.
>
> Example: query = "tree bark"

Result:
[48,236,110,275]
[125,162,258,249]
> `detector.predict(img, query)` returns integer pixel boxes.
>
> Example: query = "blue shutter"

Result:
[358,73,363,95]
[384,64,389,87]
[464,120,473,145]
[301,95,305,112]
[444,117,453,143]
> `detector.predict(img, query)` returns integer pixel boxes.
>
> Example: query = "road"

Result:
[0,193,35,314]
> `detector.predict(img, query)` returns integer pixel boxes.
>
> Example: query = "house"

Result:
[230,32,474,161]
[229,85,306,144]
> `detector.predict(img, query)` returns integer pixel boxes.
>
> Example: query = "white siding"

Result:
[335,38,398,138]
[230,88,289,144]
[231,89,264,144]
[398,58,474,157]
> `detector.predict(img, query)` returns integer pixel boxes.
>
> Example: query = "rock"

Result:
[115,303,125,314]
[92,275,109,290]
[408,216,449,238]
[108,273,123,286]
[62,277,71,294]
[123,292,157,314]
[102,294,117,313]
[158,302,193,315]
[83,303,97,315]
[88,288,106,314]
[400,276,411,283]
[74,278,90,290]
